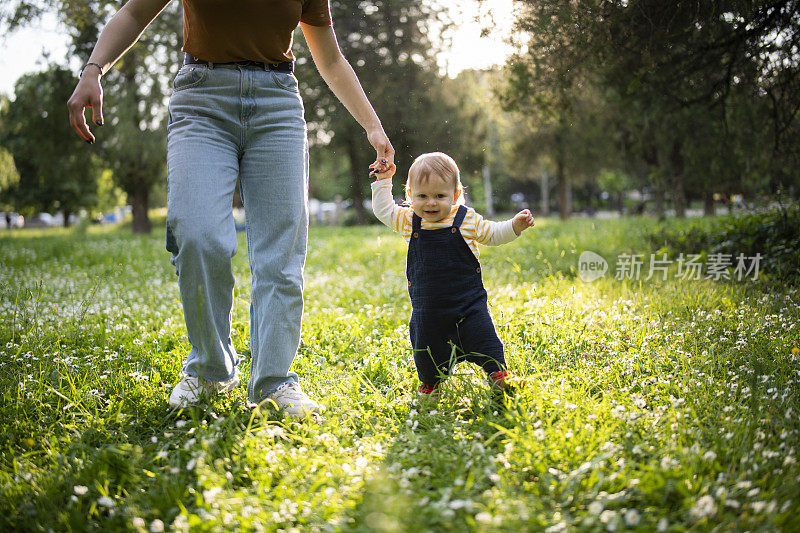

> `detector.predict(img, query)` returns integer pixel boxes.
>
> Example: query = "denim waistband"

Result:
[183,53,293,73]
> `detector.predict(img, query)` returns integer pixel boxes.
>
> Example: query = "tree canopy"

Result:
[0,66,101,225]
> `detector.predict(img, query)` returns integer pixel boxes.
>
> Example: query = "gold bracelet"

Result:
[80,62,103,78]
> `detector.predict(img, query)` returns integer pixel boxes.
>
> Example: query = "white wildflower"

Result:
[624,509,640,526]
[97,496,115,508]
[588,501,604,515]
[690,495,717,519]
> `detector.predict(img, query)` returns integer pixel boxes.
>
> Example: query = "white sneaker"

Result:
[168,370,240,408]
[256,381,321,417]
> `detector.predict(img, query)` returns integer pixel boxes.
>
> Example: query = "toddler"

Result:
[370,152,534,402]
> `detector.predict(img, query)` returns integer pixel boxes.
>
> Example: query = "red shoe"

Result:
[417,382,441,404]
[488,371,522,397]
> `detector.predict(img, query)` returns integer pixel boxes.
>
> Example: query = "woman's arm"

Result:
[301,22,394,168]
[67,0,172,143]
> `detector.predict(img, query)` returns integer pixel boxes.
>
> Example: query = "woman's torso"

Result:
[181,0,331,64]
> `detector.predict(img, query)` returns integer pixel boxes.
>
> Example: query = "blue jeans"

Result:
[166,62,308,402]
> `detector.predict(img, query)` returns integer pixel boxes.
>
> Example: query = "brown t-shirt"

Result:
[182,0,332,64]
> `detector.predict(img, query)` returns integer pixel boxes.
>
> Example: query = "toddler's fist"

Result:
[512,209,535,235]
[370,161,396,180]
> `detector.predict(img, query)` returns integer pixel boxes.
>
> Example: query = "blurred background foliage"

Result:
[0,0,798,231]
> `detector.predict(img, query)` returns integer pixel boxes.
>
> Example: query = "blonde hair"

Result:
[404,152,466,205]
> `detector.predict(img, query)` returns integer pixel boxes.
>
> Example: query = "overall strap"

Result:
[452,205,468,229]
[412,212,422,232]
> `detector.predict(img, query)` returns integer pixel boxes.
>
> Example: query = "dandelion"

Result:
[149,519,165,532]
[657,518,668,532]
[132,517,145,527]
[73,485,88,496]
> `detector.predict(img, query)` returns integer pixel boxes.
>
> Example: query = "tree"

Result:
[506,0,800,216]
[4,0,183,233]
[502,0,609,219]
[0,66,100,225]
[295,0,456,223]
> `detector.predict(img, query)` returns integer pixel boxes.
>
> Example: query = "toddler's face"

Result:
[409,174,456,223]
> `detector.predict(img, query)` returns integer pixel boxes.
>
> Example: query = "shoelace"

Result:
[273,381,301,397]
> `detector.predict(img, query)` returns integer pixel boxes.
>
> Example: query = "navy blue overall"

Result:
[407,205,506,385]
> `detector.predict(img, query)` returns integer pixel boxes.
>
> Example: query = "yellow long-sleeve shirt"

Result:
[371,179,518,258]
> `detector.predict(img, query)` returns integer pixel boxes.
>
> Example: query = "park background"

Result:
[1,0,800,532]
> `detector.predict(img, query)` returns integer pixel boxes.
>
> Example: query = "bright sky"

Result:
[0,0,517,98]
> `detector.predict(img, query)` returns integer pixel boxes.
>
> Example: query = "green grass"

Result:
[1,215,799,532]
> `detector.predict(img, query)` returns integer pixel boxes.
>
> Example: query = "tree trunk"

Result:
[540,171,550,216]
[63,208,71,228]
[482,163,494,217]
[345,134,367,224]
[653,188,665,220]
[670,139,687,218]
[555,128,569,220]
[557,157,568,220]
[703,191,715,216]
[130,188,151,234]
[643,140,664,220]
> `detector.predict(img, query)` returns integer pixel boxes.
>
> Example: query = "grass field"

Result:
[1,215,798,532]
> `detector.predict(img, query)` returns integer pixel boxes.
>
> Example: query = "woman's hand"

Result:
[367,127,394,171]
[67,65,104,144]
[512,209,535,235]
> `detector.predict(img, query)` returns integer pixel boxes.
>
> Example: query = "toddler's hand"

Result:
[512,209,535,235]
[369,160,396,180]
